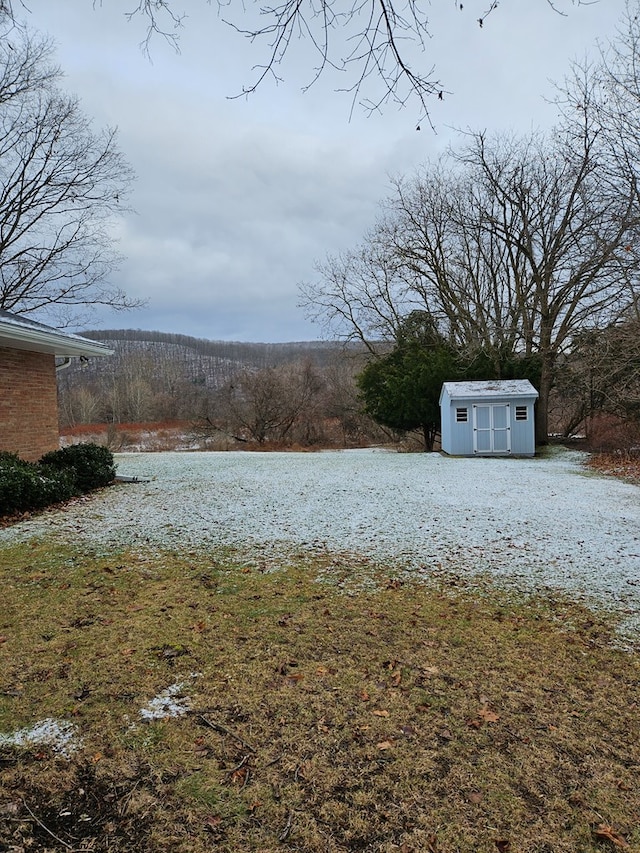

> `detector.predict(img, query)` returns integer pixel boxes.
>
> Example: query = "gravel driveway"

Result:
[2,447,639,633]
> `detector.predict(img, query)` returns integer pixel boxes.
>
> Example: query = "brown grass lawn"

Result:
[0,538,639,853]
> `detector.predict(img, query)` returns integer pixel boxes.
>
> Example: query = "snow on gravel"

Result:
[2,447,639,634]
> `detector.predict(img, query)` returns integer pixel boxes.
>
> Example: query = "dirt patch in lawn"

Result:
[0,541,638,852]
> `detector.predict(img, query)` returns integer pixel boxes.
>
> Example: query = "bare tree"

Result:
[454,127,639,442]
[0,22,138,326]
[303,110,640,443]
[588,1,640,212]
[571,317,640,421]
[300,237,416,352]
[220,360,324,444]
[301,159,534,362]
[59,384,102,426]
[322,350,373,444]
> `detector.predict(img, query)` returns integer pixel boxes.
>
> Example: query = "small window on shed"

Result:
[515,405,528,421]
[456,407,468,423]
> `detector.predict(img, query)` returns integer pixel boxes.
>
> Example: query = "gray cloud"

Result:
[23,0,628,340]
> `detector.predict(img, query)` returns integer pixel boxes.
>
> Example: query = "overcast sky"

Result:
[23,0,628,342]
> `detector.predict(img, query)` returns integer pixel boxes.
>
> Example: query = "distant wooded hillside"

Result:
[58,326,640,452]
[58,329,379,448]
[76,329,351,388]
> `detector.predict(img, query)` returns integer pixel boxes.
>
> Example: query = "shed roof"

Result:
[0,310,113,357]
[440,379,539,403]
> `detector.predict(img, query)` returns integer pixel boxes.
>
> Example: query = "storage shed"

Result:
[0,310,112,461]
[439,380,538,457]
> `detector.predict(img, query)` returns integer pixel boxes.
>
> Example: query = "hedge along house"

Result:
[0,310,112,462]
[439,380,539,457]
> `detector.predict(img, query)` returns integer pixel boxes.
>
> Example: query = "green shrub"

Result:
[39,443,116,493]
[38,464,81,505]
[0,452,79,516]
[0,443,115,518]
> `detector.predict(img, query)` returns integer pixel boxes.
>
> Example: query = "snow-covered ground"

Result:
[2,448,639,634]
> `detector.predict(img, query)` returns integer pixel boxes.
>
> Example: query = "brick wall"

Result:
[0,346,60,461]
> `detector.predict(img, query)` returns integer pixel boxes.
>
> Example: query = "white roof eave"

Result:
[0,322,113,357]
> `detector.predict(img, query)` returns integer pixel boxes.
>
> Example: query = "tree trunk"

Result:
[422,423,436,452]
[535,367,554,446]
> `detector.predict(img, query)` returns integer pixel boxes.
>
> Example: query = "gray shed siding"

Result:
[439,381,538,457]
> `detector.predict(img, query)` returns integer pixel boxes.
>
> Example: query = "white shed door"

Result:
[473,404,511,453]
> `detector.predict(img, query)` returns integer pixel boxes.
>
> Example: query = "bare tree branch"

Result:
[0,24,139,326]
[70,0,589,118]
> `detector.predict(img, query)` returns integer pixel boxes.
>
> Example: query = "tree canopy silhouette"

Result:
[0,20,138,326]
[46,0,591,119]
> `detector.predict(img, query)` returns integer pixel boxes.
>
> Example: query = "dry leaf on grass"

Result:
[468,706,500,727]
[230,766,249,786]
[594,824,629,848]
[478,706,500,723]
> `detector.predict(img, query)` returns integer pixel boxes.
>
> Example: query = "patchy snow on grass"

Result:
[2,447,639,633]
[0,719,82,756]
[0,684,198,759]
[138,681,193,722]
